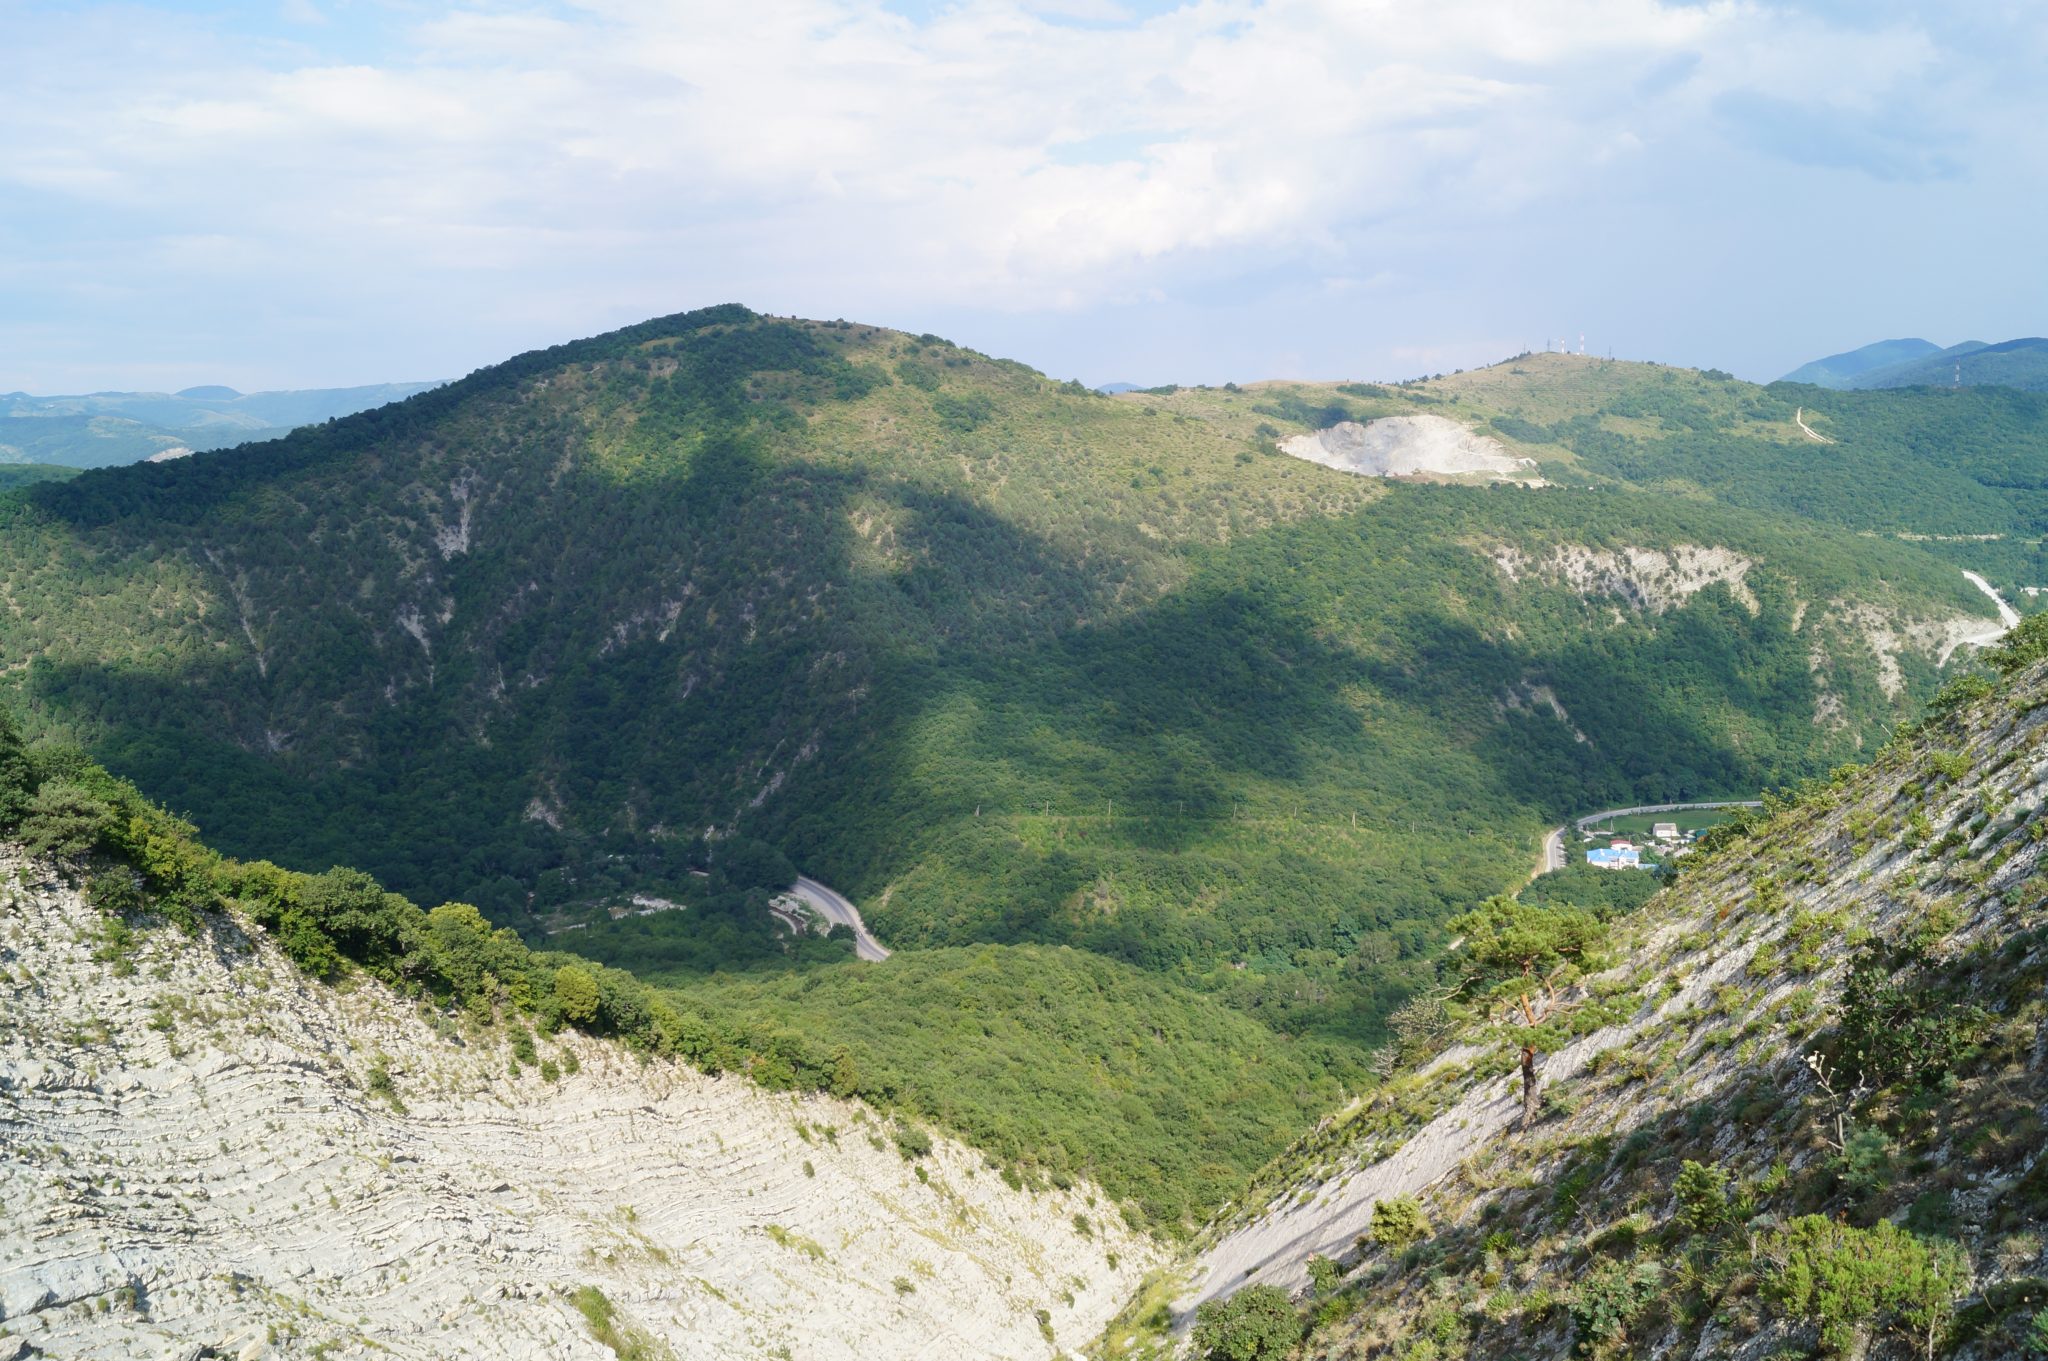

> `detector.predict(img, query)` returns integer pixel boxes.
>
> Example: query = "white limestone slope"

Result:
[0,853,1154,1360]
[1279,415,1541,482]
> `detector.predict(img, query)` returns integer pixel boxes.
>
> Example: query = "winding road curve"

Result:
[1962,570,2023,631]
[789,876,892,962]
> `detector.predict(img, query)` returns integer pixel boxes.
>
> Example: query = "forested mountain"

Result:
[0,379,442,468]
[0,307,2030,1226]
[1782,335,2048,392]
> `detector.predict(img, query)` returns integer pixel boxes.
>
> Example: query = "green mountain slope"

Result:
[0,313,2004,1004]
[1862,335,2048,391]
[1338,351,2048,603]
[1157,614,2048,1360]
[0,461,79,492]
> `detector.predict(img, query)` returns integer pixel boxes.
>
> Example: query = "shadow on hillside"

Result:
[18,373,1864,1064]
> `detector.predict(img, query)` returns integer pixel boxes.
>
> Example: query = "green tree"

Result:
[828,1044,860,1099]
[1452,896,1607,1130]
[1451,895,1604,981]
[1191,1285,1303,1361]
[18,780,116,857]
[0,705,30,825]
[554,964,601,1026]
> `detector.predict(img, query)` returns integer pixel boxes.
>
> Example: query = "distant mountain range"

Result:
[0,380,443,469]
[1781,336,2048,390]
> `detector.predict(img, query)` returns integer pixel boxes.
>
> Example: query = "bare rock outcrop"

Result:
[0,859,1153,1358]
[1280,415,1540,482]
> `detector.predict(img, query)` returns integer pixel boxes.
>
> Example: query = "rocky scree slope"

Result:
[1159,630,2048,1359]
[0,852,1152,1360]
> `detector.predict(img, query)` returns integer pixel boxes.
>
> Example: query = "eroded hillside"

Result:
[1128,620,2048,1359]
[0,850,1153,1359]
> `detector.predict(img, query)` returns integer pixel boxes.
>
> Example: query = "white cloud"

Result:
[0,0,2039,388]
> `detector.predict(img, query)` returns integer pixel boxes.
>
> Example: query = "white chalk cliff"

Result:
[0,853,1154,1359]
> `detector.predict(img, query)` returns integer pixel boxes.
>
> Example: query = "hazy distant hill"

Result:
[1779,337,1943,387]
[0,379,443,468]
[1782,335,2048,391]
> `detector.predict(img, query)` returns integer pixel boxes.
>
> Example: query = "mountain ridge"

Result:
[0,378,444,469]
[1781,336,2048,392]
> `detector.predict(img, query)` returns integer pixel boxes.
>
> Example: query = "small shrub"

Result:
[570,1284,669,1360]
[1838,942,1985,1091]
[764,1224,826,1260]
[1191,1285,1302,1361]
[891,1121,933,1161]
[1761,1216,1970,1356]
[1674,1160,1731,1234]
[1370,1196,1428,1253]
[365,1056,405,1114]
[87,869,147,917]
[1569,1259,1663,1352]
[1837,1126,1897,1199]
[1905,1190,1958,1238]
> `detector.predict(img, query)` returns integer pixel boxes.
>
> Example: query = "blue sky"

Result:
[1,0,2042,393]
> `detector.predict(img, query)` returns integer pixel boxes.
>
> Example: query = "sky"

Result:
[2,0,2044,393]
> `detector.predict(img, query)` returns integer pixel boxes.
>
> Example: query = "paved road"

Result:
[790,876,892,962]
[1573,800,1761,833]
[1962,570,2022,630]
